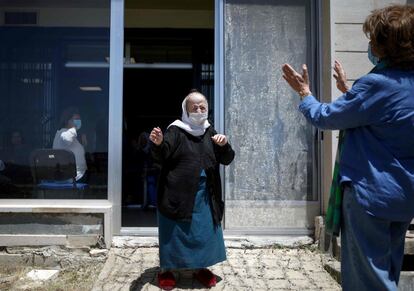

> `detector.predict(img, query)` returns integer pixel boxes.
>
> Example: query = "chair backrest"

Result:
[30,149,76,183]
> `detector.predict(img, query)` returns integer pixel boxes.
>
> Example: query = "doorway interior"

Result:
[122,28,214,227]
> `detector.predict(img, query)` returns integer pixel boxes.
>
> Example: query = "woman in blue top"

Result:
[282,4,414,291]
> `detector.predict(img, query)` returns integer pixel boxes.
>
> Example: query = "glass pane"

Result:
[0,1,110,199]
[224,0,318,229]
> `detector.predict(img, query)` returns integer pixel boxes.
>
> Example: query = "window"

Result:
[0,1,110,199]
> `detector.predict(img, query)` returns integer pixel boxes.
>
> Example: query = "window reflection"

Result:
[0,1,109,199]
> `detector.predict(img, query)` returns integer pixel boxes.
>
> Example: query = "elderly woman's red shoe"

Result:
[194,269,217,288]
[158,271,176,290]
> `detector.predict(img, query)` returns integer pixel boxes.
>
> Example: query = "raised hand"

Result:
[333,60,350,93]
[282,64,311,99]
[212,134,228,146]
[149,127,163,146]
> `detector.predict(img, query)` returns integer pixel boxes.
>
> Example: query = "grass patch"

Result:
[0,266,28,290]
[35,263,104,291]
[1,262,104,291]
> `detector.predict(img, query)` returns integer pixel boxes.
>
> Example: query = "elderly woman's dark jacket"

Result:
[151,125,235,225]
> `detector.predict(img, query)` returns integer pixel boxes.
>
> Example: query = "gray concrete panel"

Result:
[224,0,313,204]
[0,213,103,235]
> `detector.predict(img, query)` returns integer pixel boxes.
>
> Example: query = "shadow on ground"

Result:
[129,266,223,290]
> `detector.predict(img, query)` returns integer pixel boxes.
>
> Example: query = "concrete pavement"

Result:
[92,237,341,291]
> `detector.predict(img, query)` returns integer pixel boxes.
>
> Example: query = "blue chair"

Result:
[30,149,87,198]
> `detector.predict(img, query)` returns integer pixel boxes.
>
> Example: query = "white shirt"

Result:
[52,128,87,181]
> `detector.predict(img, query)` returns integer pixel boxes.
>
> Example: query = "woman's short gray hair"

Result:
[184,89,208,111]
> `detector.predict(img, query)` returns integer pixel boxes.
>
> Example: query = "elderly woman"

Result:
[282,4,414,291]
[53,107,88,182]
[150,90,234,290]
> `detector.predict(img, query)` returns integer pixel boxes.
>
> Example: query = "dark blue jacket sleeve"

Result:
[151,126,179,165]
[298,74,379,130]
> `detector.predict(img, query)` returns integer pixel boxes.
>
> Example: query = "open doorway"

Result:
[122,2,214,227]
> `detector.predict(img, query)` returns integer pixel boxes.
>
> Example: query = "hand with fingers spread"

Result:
[149,127,163,146]
[282,63,312,99]
[211,134,228,146]
[333,60,350,93]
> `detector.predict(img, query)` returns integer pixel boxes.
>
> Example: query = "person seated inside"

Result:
[2,130,32,184]
[6,130,30,166]
[0,159,23,198]
[52,107,88,183]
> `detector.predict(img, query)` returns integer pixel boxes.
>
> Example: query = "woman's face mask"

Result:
[72,119,82,130]
[189,112,208,125]
[368,43,380,66]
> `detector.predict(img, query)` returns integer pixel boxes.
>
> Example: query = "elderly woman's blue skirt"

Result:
[158,170,226,270]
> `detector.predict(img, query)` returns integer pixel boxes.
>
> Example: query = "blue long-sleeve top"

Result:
[299,68,414,221]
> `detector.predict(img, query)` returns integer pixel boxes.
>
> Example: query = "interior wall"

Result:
[125,0,214,10]
[0,7,110,27]
[0,8,213,29]
[125,9,214,28]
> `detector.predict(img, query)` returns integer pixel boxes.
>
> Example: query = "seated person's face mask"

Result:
[72,119,82,130]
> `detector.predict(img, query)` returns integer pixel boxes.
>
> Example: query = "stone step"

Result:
[406,231,414,255]
[322,254,341,284]
[332,231,414,258]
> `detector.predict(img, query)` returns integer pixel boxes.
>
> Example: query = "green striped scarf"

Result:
[325,130,345,237]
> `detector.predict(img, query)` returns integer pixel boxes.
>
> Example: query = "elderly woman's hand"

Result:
[149,127,163,146]
[333,60,350,93]
[282,63,311,99]
[212,134,228,146]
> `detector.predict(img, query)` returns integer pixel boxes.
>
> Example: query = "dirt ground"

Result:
[0,262,104,291]
[0,245,107,291]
